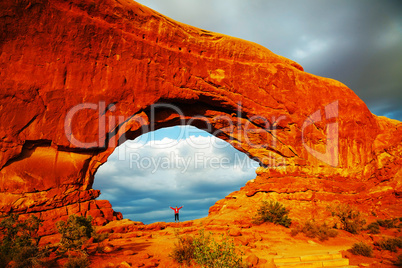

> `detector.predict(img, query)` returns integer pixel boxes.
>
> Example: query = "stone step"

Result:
[331,266,359,268]
[300,253,342,262]
[275,261,323,268]
[274,252,350,268]
[274,259,350,268]
[274,257,302,264]
[274,252,342,264]
[322,259,349,267]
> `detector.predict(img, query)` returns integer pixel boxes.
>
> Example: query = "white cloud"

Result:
[94,126,258,223]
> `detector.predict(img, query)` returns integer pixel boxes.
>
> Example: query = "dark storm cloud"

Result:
[136,0,402,120]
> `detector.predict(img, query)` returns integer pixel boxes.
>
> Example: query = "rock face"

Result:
[0,0,401,232]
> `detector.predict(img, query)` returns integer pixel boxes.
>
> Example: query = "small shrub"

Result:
[64,255,90,268]
[350,242,373,257]
[292,220,338,241]
[330,204,366,234]
[290,228,299,237]
[56,215,94,256]
[92,232,108,243]
[376,218,399,229]
[254,200,291,228]
[171,230,246,268]
[375,237,402,253]
[0,214,48,268]
[366,222,380,234]
[92,232,109,253]
[170,235,195,266]
[193,230,245,268]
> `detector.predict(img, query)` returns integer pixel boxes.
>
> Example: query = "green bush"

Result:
[375,237,402,252]
[0,214,48,268]
[366,218,402,234]
[56,215,94,256]
[330,204,366,234]
[92,232,108,243]
[350,242,373,257]
[376,218,399,229]
[291,220,338,241]
[366,222,380,234]
[171,230,246,268]
[290,228,299,237]
[254,200,292,228]
[170,235,195,266]
[193,230,246,268]
[92,232,109,253]
[0,214,95,268]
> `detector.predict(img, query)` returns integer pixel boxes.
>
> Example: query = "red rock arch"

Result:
[0,0,400,232]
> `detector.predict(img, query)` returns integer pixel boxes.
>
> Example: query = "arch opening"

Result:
[93,125,258,224]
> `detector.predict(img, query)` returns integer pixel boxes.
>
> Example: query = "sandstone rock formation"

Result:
[0,0,400,233]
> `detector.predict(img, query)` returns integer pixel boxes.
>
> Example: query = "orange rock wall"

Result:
[0,0,400,231]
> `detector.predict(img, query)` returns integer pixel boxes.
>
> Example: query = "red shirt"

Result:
[170,206,182,214]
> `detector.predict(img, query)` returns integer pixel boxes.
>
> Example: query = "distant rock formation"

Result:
[0,0,400,234]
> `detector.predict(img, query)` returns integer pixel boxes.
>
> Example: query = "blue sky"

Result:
[94,0,402,224]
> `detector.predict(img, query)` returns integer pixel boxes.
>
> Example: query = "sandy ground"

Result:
[42,216,398,268]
